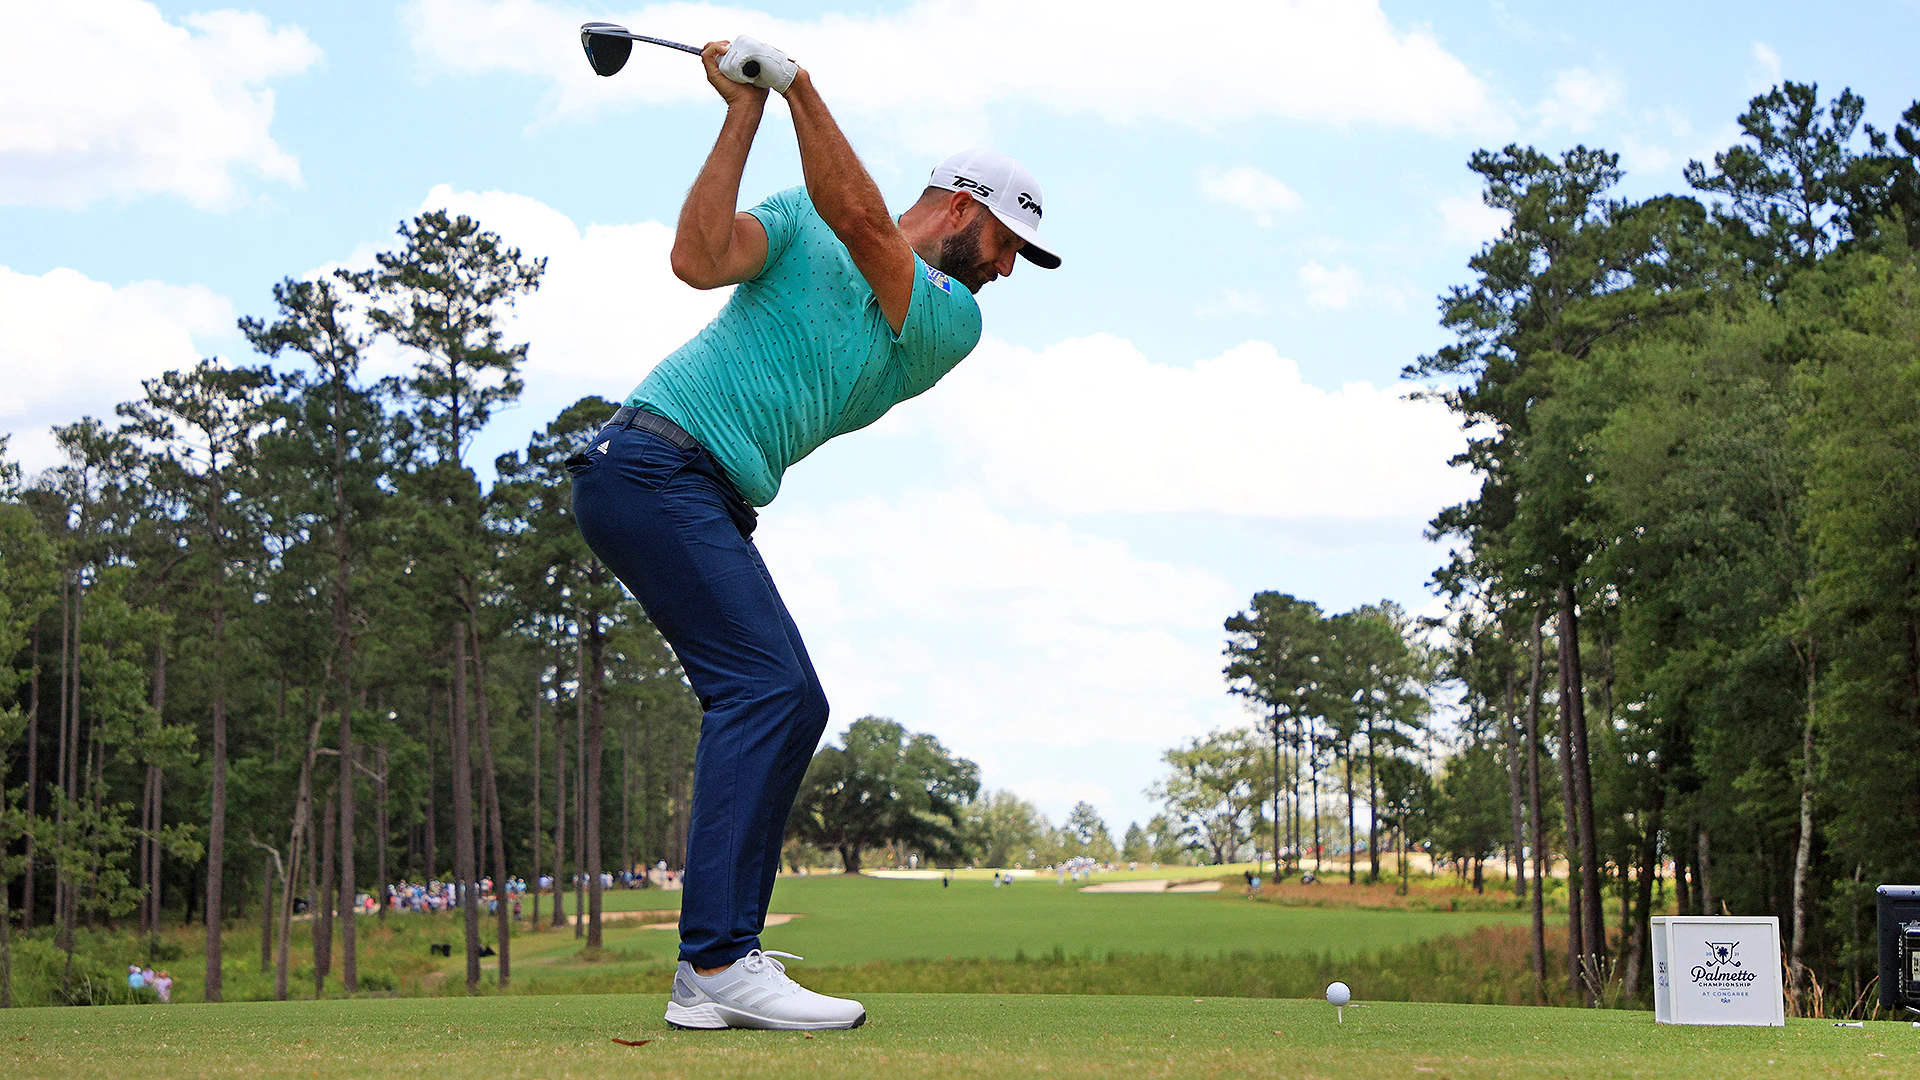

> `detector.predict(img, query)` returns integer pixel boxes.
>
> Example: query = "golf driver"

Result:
[579,22,759,79]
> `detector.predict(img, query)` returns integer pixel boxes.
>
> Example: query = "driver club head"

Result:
[580,22,633,77]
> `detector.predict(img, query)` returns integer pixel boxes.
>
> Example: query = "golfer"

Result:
[569,36,1058,1031]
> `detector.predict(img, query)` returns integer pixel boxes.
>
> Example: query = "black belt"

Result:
[596,406,756,524]
[609,406,701,452]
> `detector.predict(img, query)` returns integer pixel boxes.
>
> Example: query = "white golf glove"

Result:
[719,35,797,94]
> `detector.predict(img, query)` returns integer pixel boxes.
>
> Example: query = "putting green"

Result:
[1,993,1907,1079]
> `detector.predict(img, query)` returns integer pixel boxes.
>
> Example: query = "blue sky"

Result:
[4,0,1916,835]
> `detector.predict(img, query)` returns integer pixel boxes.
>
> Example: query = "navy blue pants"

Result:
[569,421,829,969]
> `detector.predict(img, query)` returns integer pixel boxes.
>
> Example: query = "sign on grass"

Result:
[1651,916,1785,1026]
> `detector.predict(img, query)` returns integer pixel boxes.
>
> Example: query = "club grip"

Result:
[743,60,760,78]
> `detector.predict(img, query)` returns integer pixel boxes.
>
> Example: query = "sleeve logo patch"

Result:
[925,264,953,294]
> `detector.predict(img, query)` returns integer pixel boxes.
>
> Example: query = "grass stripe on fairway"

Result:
[569,874,1528,965]
[0,993,1906,1079]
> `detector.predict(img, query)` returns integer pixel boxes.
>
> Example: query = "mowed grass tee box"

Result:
[1,994,1907,1080]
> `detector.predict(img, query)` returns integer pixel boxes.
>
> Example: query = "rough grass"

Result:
[503,925,1586,1009]
[1,992,1907,1080]
[1248,877,1548,913]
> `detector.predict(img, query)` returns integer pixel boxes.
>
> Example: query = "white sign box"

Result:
[1651,916,1786,1026]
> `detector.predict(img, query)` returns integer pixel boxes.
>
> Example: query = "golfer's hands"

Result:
[702,41,767,108]
[718,34,798,94]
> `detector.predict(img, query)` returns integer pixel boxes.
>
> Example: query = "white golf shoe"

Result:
[664,950,866,1030]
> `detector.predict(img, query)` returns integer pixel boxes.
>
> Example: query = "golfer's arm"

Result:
[671,100,771,289]
[783,70,914,332]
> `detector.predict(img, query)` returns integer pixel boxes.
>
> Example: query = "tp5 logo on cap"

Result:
[950,175,995,198]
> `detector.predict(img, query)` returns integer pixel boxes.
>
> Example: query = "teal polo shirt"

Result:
[626,186,984,507]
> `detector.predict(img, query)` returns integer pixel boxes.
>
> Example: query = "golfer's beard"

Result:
[933,218,994,293]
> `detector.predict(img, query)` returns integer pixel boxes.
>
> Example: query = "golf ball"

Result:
[1326,981,1351,1006]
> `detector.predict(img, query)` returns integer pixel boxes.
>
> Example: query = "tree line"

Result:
[0,211,705,1005]
[1407,80,1920,1013]
[781,715,1190,876]
[1139,81,1920,1019]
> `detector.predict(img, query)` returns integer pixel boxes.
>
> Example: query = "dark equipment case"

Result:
[1877,884,1920,1014]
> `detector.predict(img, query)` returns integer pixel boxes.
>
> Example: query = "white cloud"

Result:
[901,334,1470,522]
[1751,42,1782,87]
[404,0,1509,142]
[1297,261,1365,310]
[1437,193,1509,248]
[1196,166,1303,227]
[0,2,319,209]
[762,489,1233,748]
[0,266,236,474]
[1536,67,1624,135]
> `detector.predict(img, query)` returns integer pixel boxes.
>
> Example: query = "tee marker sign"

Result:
[1651,915,1786,1026]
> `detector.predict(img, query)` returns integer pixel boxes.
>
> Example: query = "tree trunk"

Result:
[204,599,227,1003]
[55,577,74,962]
[552,650,568,928]
[1624,777,1664,1000]
[1311,748,1322,875]
[22,626,40,932]
[1558,581,1603,1002]
[1366,719,1380,883]
[1344,750,1356,885]
[0,866,11,1007]
[1788,639,1817,1011]
[482,737,510,986]
[337,678,356,994]
[330,319,358,994]
[1674,829,1692,915]
[532,668,543,930]
[574,618,588,939]
[277,709,325,1001]
[1555,617,1584,997]
[473,636,511,988]
[140,640,166,936]
[1272,711,1283,875]
[1697,824,1716,915]
[1500,660,1527,900]
[315,787,336,995]
[585,611,608,950]
[450,622,482,992]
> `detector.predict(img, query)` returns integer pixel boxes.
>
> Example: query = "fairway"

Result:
[756,874,1526,962]
[489,873,1528,979]
[3,992,1909,1079]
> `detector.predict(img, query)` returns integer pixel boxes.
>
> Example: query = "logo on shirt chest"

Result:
[925,264,953,294]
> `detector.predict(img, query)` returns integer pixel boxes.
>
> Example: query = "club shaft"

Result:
[593,28,701,55]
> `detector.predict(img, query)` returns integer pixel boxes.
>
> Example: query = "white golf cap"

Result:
[927,149,1060,269]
